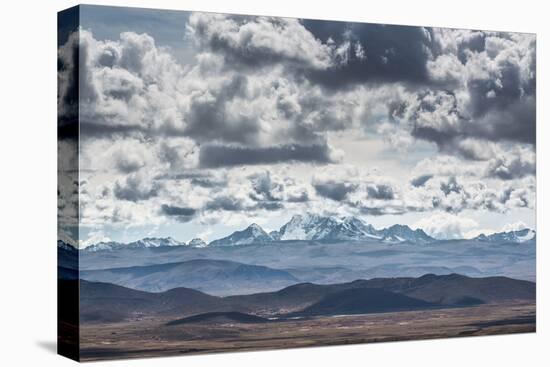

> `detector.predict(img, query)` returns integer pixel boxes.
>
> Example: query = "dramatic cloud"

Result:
[62,12,535,244]
[413,212,479,240]
[410,174,433,187]
[313,180,358,201]
[113,173,160,202]
[187,13,335,70]
[366,184,395,200]
[160,204,197,222]
[485,147,535,180]
[199,142,341,168]
[302,21,435,88]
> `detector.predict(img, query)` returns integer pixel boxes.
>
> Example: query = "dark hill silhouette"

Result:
[295,288,434,316]
[166,312,269,326]
[75,274,536,323]
[80,259,298,295]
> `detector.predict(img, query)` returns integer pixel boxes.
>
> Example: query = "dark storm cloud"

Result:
[366,184,395,200]
[249,172,283,202]
[205,196,244,212]
[57,29,80,137]
[440,176,463,196]
[411,174,433,187]
[303,21,435,89]
[313,181,358,201]
[486,153,536,180]
[114,155,144,174]
[256,201,284,211]
[409,34,536,155]
[199,143,337,168]
[113,175,160,202]
[160,204,197,222]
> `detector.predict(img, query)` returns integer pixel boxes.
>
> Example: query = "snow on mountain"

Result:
[57,239,77,251]
[188,238,208,248]
[324,216,382,241]
[276,214,417,242]
[380,225,434,244]
[475,228,536,243]
[211,214,434,245]
[84,237,187,252]
[277,213,344,240]
[209,223,274,246]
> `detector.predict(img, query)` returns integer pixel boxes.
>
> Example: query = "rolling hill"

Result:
[74,273,535,323]
[80,259,299,295]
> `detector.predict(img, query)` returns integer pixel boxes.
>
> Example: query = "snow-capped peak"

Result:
[188,238,208,248]
[209,223,273,246]
[475,228,536,243]
[83,237,186,252]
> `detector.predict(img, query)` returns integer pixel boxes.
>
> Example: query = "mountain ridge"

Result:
[74,273,536,323]
[77,213,536,250]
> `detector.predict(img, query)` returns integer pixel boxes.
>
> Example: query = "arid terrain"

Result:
[79,302,535,361]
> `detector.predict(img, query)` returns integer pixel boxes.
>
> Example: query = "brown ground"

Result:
[79,302,535,361]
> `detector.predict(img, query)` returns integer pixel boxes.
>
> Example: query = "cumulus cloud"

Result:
[410,174,433,187]
[61,12,535,240]
[160,204,197,222]
[413,212,479,240]
[485,146,535,180]
[113,173,161,202]
[199,142,341,168]
[313,180,358,201]
[187,13,335,70]
[303,21,435,88]
[366,184,395,200]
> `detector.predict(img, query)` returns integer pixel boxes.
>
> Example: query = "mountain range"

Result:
[73,273,536,323]
[80,259,299,295]
[71,213,535,251]
[474,228,536,243]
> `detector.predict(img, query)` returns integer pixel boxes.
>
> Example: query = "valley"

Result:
[79,302,535,361]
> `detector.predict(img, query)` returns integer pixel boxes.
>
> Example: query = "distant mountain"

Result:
[57,239,77,252]
[77,279,223,323]
[379,224,434,244]
[188,238,207,248]
[166,312,269,326]
[84,236,199,252]
[82,213,535,250]
[475,228,536,243]
[221,214,434,244]
[76,274,536,323]
[209,223,274,246]
[58,240,79,280]
[80,258,298,295]
[295,287,435,317]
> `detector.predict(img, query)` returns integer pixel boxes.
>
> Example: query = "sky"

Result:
[57,5,536,247]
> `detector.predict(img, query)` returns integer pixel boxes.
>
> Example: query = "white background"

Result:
[0,0,547,365]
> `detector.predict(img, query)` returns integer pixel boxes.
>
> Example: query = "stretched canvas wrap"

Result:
[58,4,537,362]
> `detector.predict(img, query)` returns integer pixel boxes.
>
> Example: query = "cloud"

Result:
[313,180,358,201]
[485,147,535,180]
[205,195,244,212]
[410,174,433,187]
[187,13,335,70]
[113,173,160,202]
[501,221,529,232]
[440,176,463,196]
[198,142,341,168]
[303,21,435,88]
[366,184,395,200]
[160,204,197,222]
[412,212,479,240]
[408,31,536,153]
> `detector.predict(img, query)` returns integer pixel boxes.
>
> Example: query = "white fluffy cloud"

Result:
[57,13,535,244]
[412,212,479,240]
